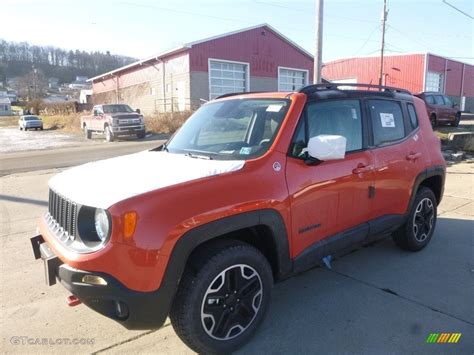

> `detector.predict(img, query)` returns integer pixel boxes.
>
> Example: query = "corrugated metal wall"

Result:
[322,54,425,93]
[189,26,313,79]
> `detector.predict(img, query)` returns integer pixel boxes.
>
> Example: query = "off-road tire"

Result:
[84,126,92,139]
[170,241,273,354]
[392,187,437,251]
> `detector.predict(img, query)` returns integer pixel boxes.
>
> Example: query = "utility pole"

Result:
[378,0,388,87]
[314,0,324,84]
[32,65,38,100]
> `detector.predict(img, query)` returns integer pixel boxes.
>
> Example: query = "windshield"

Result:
[166,98,290,160]
[103,104,134,113]
[24,116,40,121]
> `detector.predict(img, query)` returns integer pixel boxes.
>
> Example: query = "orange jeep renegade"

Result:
[31,84,446,353]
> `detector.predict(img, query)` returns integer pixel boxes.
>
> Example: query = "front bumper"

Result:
[111,125,145,136]
[30,235,170,330]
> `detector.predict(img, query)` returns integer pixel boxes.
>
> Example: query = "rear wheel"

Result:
[170,242,273,354]
[392,187,437,251]
[430,114,437,129]
[105,126,114,142]
[451,112,461,127]
[84,126,92,139]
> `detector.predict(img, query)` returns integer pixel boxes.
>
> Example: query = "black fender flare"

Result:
[156,208,292,318]
[407,165,445,212]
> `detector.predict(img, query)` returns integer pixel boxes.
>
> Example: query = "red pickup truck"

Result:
[81,104,146,142]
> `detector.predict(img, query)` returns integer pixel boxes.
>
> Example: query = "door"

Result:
[368,99,427,219]
[433,95,449,122]
[286,99,374,257]
[441,95,457,122]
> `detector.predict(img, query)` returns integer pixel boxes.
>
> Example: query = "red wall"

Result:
[322,54,425,93]
[427,54,474,97]
[189,26,313,79]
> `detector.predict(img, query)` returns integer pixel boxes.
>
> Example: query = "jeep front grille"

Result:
[48,189,77,238]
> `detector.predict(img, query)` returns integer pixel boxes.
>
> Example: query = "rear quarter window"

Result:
[368,100,405,146]
[407,103,419,130]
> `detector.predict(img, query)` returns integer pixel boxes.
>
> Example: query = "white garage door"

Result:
[209,59,249,100]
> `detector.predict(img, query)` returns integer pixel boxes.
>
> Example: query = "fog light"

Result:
[82,274,108,286]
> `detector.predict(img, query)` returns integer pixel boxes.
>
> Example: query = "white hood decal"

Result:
[49,151,245,209]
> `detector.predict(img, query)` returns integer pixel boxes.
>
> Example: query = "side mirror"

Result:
[136,108,141,114]
[307,135,346,162]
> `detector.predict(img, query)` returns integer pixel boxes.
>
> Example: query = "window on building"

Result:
[209,60,248,100]
[150,87,156,96]
[368,100,405,146]
[425,71,444,92]
[278,67,308,91]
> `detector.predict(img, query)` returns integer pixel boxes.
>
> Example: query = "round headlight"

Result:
[94,208,110,242]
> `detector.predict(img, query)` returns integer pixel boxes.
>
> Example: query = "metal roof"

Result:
[0,97,11,104]
[88,24,314,82]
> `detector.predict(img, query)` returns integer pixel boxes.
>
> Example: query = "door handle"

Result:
[352,164,374,174]
[406,152,421,161]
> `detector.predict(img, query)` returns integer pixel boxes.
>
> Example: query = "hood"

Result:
[110,112,141,118]
[49,151,245,209]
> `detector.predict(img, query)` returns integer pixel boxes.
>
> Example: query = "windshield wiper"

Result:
[185,152,213,160]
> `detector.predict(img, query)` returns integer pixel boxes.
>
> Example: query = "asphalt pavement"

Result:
[0,143,472,354]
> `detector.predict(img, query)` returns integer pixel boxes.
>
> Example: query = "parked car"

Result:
[31,84,445,354]
[81,104,146,142]
[19,115,43,131]
[415,92,461,127]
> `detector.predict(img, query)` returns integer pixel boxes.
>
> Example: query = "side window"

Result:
[434,95,445,105]
[425,95,435,105]
[368,100,405,146]
[290,99,363,157]
[443,96,453,107]
[407,103,419,130]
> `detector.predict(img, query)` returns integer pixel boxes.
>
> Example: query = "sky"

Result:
[1,0,473,64]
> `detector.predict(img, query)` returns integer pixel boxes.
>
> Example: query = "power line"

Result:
[353,24,381,56]
[442,0,474,19]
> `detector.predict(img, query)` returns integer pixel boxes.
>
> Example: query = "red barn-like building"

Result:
[88,24,314,114]
[322,53,474,111]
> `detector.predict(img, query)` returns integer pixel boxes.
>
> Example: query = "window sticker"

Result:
[240,147,252,155]
[351,108,358,119]
[380,113,395,127]
[266,104,283,112]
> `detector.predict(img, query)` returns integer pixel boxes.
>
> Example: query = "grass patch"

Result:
[0,116,18,128]
[434,119,474,141]
[145,111,192,134]
[42,114,82,132]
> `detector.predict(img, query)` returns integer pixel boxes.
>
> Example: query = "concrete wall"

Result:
[92,52,192,115]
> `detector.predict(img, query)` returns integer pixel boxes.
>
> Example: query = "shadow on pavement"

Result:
[238,217,473,354]
[0,194,48,207]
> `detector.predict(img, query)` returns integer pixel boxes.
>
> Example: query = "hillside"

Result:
[0,39,136,89]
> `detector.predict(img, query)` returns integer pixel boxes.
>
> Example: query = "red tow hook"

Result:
[66,295,82,307]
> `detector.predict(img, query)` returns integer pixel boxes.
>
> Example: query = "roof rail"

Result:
[298,83,412,95]
[215,91,267,99]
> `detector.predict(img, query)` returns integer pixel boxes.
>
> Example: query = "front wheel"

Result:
[451,113,461,127]
[105,126,114,142]
[170,242,273,354]
[392,187,437,251]
[84,126,92,139]
[430,114,437,129]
